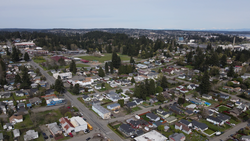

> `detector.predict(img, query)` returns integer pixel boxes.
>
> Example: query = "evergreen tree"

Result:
[130,56,135,64]
[54,77,64,93]
[149,79,155,95]
[5,47,11,56]
[20,67,31,89]
[157,93,165,103]
[187,52,193,64]
[105,62,109,74]
[24,52,30,61]
[211,52,220,66]
[58,57,66,66]
[98,67,105,77]
[227,65,235,77]
[199,71,211,94]
[14,74,21,84]
[220,54,227,67]
[118,99,124,107]
[131,77,135,84]
[110,63,114,74]
[72,84,80,95]
[161,76,168,89]
[11,47,19,62]
[206,43,212,50]
[112,52,121,68]
[70,60,77,74]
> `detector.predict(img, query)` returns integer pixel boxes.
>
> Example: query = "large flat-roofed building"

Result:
[14,42,35,48]
[70,116,88,132]
[92,103,111,119]
[134,130,168,141]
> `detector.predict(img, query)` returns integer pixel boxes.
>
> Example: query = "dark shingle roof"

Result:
[191,120,208,130]
[179,119,190,126]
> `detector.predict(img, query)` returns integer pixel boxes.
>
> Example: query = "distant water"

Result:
[240,34,250,37]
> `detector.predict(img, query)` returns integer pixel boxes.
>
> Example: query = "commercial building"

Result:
[92,103,111,119]
[134,130,168,141]
[70,116,88,132]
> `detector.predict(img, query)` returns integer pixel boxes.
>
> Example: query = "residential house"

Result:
[106,91,120,102]
[165,116,177,123]
[202,94,212,100]
[146,113,160,122]
[82,95,91,101]
[149,97,158,103]
[187,84,196,90]
[147,72,159,79]
[241,135,250,141]
[46,122,63,136]
[231,81,240,84]
[126,102,137,108]
[169,133,186,141]
[3,123,13,130]
[179,119,192,127]
[178,74,185,79]
[15,91,24,97]
[175,122,192,135]
[162,68,174,75]
[214,93,230,100]
[59,117,75,134]
[119,124,135,136]
[0,102,6,114]
[9,114,23,125]
[92,103,111,119]
[29,97,42,105]
[217,113,231,122]
[29,88,38,95]
[41,94,57,100]
[206,116,224,125]
[23,130,39,141]
[180,88,188,93]
[134,99,143,105]
[229,108,242,117]
[230,97,240,103]
[191,120,208,131]
[107,103,120,110]
[189,98,203,105]
[169,105,183,114]
[38,81,47,87]
[129,120,141,129]
[13,129,20,138]
[0,92,11,98]
[157,109,171,119]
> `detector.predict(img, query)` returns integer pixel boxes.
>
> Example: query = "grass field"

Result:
[15,114,33,129]
[204,129,215,135]
[33,56,46,63]
[132,106,142,112]
[76,63,90,67]
[218,106,231,112]
[78,53,131,63]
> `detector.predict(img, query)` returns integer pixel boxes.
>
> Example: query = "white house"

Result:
[82,95,91,101]
[70,116,88,132]
[24,130,39,141]
[67,77,94,87]
[206,116,224,125]
[146,113,160,122]
[9,114,23,125]
[187,84,196,90]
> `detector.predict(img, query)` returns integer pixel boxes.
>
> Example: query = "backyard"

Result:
[218,106,231,112]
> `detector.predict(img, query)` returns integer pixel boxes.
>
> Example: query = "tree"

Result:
[177,97,185,105]
[130,56,135,64]
[112,52,121,69]
[199,71,211,94]
[41,98,47,106]
[72,84,80,95]
[149,79,156,95]
[98,67,105,77]
[220,54,227,67]
[11,47,20,62]
[158,68,161,73]
[131,77,135,84]
[157,93,165,103]
[24,52,30,61]
[58,57,66,66]
[105,62,109,74]
[157,125,164,133]
[118,99,124,107]
[65,112,72,118]
[161,76,168,89]
[110,63,114,74]
[227,65,235,77]
[200,107,209,118]
[69,60,77,74]
[20,67,31,89]
[156,86,163,93]
[14,74,22,84]
[54,77,64,93]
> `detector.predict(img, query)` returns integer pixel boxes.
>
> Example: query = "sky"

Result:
[0,0,250,30]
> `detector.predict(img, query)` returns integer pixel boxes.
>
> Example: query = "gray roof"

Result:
[153,121,162,126]
[191,120,208,130]
[107,103,120,108]
[179,119,191,126]
[119,124,135,134]
[0,133,3,140]
[127,102,137,108]
[242,135,250,139]
[92,103,110,114]
[13,129,20,138]
[217,113,231,121]
[146,113,159,120]
[207,116,222,123]
[47,122,62,135]
[169,133,185,141]
[82,95,89,99]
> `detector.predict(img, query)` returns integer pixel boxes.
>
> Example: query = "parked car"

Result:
[86,137,91,141]
[49,135,53,138]
[42,133,48,139]
[69,133,73,137]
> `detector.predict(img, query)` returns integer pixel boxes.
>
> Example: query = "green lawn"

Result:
[76,63,90,67]
[140,114,150,122]
[218,106,231,112]
[15,114,33,129]
[154,102,162,106]
[98,83,113,92]
[132,106,142,112]
[204,129,215,135]
[78,53,131,63]
[33,56,46,63]
[183,102,191,107]
[200,98,217,105]
[185,65,194,69]
[200,119,230,132]
[77,97,91,108]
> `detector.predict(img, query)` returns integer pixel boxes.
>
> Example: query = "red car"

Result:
[69,133,73,137]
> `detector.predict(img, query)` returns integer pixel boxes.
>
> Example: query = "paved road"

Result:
[211,122,247,141]
[30,60,123,141]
